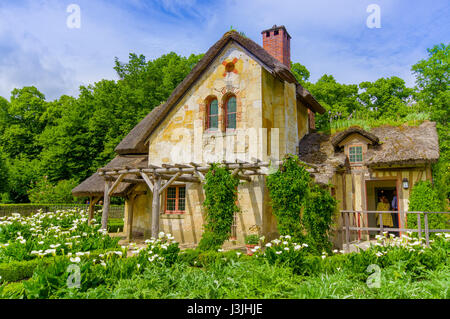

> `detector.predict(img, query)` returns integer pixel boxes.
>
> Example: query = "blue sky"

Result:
[0,0,448,101]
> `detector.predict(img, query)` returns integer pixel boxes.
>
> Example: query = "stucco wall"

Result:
[124,42,303,244]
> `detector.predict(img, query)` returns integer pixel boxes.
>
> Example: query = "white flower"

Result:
[275,251,282,255]
[70,257,81,263]
[265,243,272,247]
[294,245,301,250]
[284,247,289,251]
[218,249,224,252]
[282,241,288,245]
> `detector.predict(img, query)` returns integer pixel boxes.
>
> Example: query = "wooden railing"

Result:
[340,210,450,248]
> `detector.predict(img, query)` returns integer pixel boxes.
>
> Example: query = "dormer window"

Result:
[349,145,363,164]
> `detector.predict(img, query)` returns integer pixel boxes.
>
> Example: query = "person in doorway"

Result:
[376,195,394,232]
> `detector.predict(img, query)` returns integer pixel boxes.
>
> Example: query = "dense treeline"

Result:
[0,44,448,206]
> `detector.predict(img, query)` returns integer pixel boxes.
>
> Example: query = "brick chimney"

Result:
[261,25,291,69]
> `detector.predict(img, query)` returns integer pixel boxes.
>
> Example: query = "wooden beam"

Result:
[88,196,101,225]
[101,180,111,230]
[194,170,205,182]
[160,172,182,193]
[151,176,161,238]
[140,172,154,193]
[108,173,125,197]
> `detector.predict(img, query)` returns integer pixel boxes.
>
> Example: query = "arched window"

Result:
[206,98,218,131]
[225,96,236,129]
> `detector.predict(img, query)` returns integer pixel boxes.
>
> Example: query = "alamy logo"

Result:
[67,264,81,289]
[366,264,381,288]
[366,4,381,29]
[67,4,81,29]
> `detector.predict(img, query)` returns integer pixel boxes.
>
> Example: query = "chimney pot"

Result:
[261,25,291,69]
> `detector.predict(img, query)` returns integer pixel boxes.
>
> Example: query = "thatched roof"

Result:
[115,30,325,155]
[72,155,148,197]
[331,126,379,148]
[298,121,440,184]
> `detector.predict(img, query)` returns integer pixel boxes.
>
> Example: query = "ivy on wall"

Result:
[266,155,337,254]
[198,164,240,251]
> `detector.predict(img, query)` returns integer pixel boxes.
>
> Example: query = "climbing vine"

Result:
[198,163,240,251]
[303,184,337,254]
[266,155,337,253]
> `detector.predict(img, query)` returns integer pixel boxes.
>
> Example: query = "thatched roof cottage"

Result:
[73,26,440,248]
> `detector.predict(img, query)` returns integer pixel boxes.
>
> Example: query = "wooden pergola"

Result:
[97,160,317,240]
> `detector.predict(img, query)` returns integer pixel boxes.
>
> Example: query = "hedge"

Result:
[0,204,124,218]
[0,248,121,283]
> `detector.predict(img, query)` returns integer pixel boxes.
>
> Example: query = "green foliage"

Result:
[303,184,337,254]
[107,218,124,233]
[27,177,80,204]
[266,155,337,252]
[266,155,310,242]
[305,74,360,131]
[244,234,259,245]
[407,181,448,231]
[198,164,239,251]
[291,62,310,85]
[0,52,203,202]
[358,76,415,119]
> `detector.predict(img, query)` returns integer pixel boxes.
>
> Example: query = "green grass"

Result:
[324,112,431,134]
[30,258,449,299]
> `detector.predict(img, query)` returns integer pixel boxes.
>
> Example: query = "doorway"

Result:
[366,180,400,238]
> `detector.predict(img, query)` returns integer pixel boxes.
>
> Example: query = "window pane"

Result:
[209,100,218,115]
[227,97,236,113]
[178,197,185,211]
[227,113,236,129]
[167,199,176,211]
[178,187,185,199]
[209,115,218,129]
[167,187,176,198]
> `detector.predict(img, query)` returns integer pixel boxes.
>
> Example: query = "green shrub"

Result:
[107,218,124,233]
[303,184,337,254]
[266,155,310,242]
[27,177,80,204]
[244,234,259,245]
[407,181,448,232]
[266,155,337,253]
[198,164,239,251]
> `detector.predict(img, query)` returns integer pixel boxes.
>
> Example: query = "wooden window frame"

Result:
[348,145,363,164]
[206,98,219,132]
[164,185,186,214]
[224,95,237,131]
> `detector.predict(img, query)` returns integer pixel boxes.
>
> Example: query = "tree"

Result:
[0,87,47,159]
[412,43,449,107]
[306,74,359,130]
[412,44,450,204]
[291,62,310,85]
[358,76,415,119]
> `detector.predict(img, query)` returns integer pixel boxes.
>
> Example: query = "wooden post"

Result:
[88,196,100,225]
[424,212,430,247]
[127,194,137,241]
[345,212,350,251]
[101,180,111,230]
[417,213,422,238]
[379,212,384,235]
[151,176,161,239]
